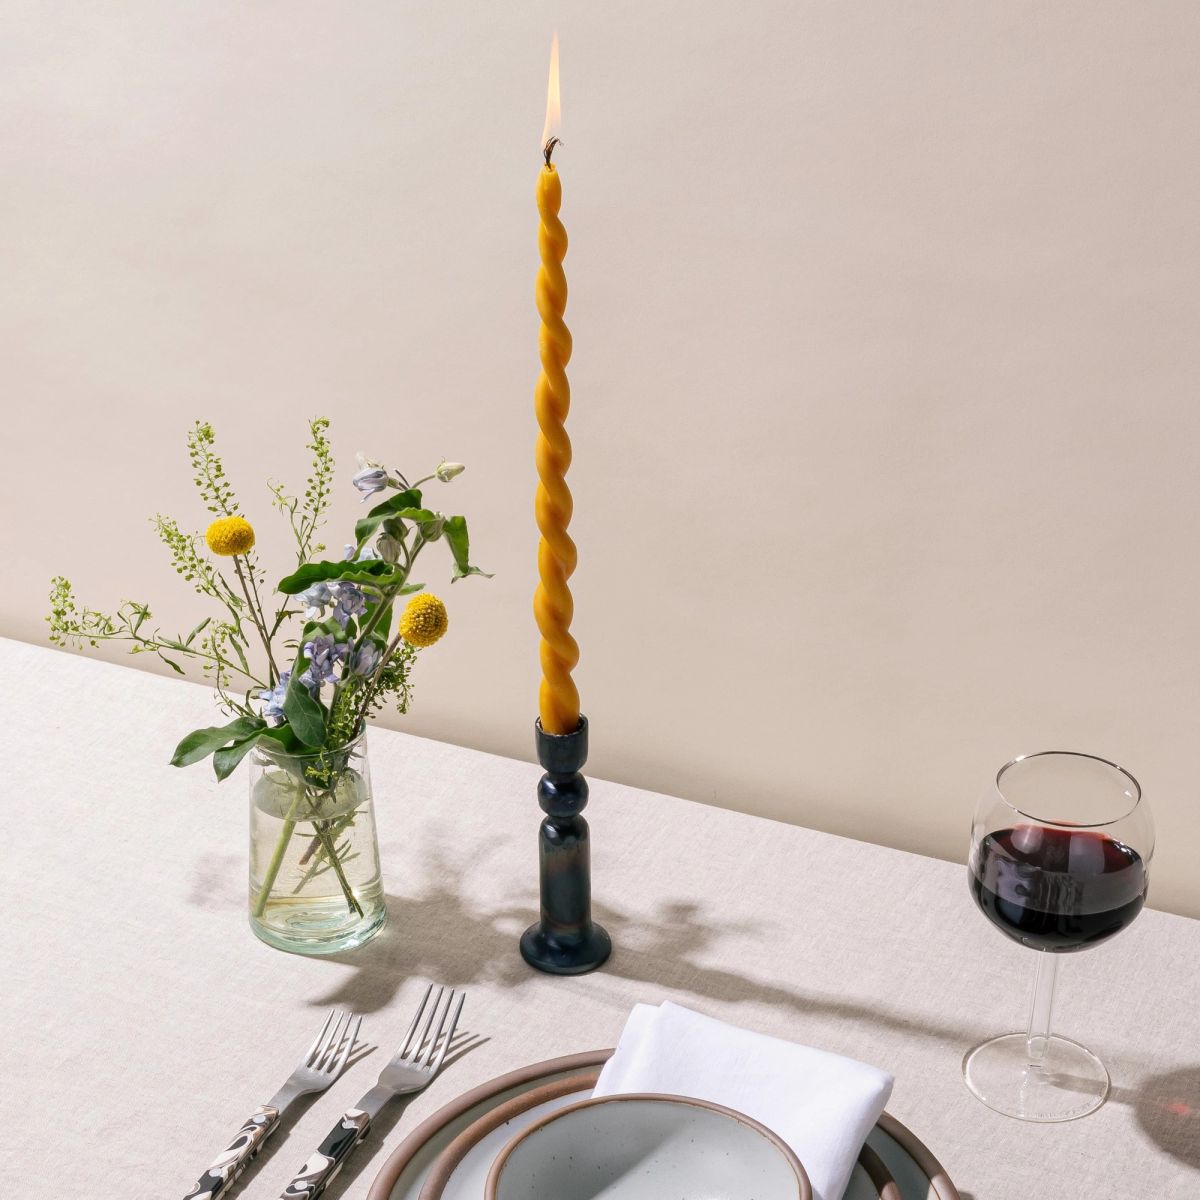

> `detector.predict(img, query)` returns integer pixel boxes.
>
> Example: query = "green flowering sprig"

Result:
[188,420,241,517]
[153,515,246,618]
[47,580,263,708]
[269,416,334,564]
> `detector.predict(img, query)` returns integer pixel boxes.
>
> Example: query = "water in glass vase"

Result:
[248,732,386,954]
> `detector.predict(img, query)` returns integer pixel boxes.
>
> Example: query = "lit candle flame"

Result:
[541,32,561,151]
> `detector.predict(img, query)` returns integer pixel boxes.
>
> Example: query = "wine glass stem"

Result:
[1025,950,1059,1063]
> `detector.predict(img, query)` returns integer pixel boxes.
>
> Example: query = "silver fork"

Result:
[280,985,465,1199]
[184,1009,362,1200]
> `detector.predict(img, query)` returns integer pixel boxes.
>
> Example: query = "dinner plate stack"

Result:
[367,1051,961,1200]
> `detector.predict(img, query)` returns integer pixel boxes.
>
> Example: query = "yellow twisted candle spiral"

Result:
[534,161,580,735]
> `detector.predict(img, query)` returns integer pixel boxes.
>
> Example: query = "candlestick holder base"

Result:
[520,715,612,975]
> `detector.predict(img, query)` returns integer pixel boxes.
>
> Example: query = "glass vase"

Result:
[248,729,386,955]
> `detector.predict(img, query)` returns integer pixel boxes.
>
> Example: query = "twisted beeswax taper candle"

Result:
[534,144,580,735]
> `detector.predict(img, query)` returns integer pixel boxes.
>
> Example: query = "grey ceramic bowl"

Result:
[486,1093,811,1200]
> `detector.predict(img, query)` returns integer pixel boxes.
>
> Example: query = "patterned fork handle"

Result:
[280,1110,371,1199]
[183,1105,281,1200]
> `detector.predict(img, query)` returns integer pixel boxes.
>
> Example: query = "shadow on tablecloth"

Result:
[1117,1065,1200,1172]
[221,836,1200,1178]
[290,843,991,1051]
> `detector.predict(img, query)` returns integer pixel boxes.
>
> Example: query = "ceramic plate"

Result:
[367,1051,956,1200]
[412,1072,889,1200]
[488,1094,811,1200]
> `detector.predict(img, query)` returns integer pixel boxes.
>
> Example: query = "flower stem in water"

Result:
[304,793,364,917]
[253,786,306,918]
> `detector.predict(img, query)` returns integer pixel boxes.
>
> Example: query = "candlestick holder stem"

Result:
[520,714,612,975]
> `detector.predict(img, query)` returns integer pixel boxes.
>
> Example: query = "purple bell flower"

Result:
[257,672,290,725]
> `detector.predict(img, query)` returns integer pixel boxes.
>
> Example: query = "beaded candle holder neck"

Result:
[520,715,612,974]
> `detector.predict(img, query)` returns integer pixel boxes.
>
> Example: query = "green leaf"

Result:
[228,636,251,675]
[299,615,336,639]
[353,514,384,544]
[170,716,265,767]
[277,558,401,595]
[354,496,435,546]
[367,488,423,517]
[259,724,305,753]
[184,617,211,647]
[371,598,394,641]
[283,672,326,747]
[443,516,493,583]
[213,731,265,781]
[452,564,492,582]
[159,655,186,674]
[350,504,436,547]
[442,516,469,571]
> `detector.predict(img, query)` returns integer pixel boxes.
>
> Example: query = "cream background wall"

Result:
[3,2,1198,916]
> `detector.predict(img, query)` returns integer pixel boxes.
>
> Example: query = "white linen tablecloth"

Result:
[3,638,1198,1198]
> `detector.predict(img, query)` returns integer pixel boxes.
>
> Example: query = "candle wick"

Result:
[543,136,561,167]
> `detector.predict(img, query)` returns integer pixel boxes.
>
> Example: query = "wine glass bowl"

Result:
[964,751,1153,1122]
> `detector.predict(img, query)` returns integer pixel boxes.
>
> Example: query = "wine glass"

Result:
[964,751,1153,1121]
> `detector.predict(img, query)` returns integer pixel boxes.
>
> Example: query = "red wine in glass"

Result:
[964,752,1153,1121]
[970,824,1147,953]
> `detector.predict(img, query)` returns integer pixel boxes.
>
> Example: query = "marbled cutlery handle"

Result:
[279,1109,371,1198]
[183,1105,281,1200]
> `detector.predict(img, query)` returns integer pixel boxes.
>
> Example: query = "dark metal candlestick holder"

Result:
[520,714,612,975]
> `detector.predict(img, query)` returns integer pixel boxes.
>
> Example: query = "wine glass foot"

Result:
[963,1032,1110,1122]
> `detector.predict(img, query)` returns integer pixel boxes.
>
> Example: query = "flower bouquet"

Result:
[48,418,488,953]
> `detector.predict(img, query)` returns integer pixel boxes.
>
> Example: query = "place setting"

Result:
[182,987,960,1200]
[366,1000,961,1200]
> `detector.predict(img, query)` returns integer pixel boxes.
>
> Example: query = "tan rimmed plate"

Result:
[418,1070,885,1200]
[367,1050,958,1200]
[487,1093,812,1200]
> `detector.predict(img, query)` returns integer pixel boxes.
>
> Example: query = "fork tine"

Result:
[304,1009,338,1067]
[407,985,444,1063]
[330,1013,362,1077]
[415,989,452,1069]
[430,991,465,1073]
[316,1009,351,1071]
[398,984,434,1058]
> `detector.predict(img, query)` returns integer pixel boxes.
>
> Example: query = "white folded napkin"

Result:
[593,1002,893,1200]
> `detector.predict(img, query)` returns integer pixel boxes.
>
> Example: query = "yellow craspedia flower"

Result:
[204,516,256,557]
[399,593,448,648]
